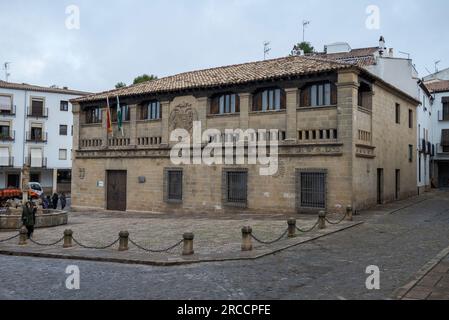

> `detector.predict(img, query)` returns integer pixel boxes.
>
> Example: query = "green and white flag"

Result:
[116,96,124,136]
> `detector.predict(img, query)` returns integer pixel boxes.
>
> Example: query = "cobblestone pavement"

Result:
[1,190,449,300]
[399,249,449,300]
[0,211,328,258]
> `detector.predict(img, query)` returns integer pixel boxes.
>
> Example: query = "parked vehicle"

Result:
[0,182,43,201]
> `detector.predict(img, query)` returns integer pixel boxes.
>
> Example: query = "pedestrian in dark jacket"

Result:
[22,201,36,239]
[60,193,67,210]
[52,193,59,210]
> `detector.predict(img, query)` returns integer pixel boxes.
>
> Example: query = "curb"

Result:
[392,245,449,300]
[0,221,364,267]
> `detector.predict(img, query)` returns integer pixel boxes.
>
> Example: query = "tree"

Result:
[133,74,158,85]
[291,42,315,56]
[115,82,127,89]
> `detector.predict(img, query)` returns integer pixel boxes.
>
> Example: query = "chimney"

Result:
[379,36,386,55]
[389,48,394,58]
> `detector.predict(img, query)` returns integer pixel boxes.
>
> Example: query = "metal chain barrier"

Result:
[250,228,289,245]
[72,237,120,250]
[0,233,20,243]
[29,236,65,247]
[129,238,183,253]
[325,211,348,225]
[296,219,320,233]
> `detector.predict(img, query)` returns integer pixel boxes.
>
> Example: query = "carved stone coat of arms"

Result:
[169,102,198,135]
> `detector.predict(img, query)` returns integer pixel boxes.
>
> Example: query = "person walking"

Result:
[21,201,36,239]
[60,193,67,210]
[52,193,59,210]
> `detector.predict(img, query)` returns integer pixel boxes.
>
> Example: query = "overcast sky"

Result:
[0,0,448,93]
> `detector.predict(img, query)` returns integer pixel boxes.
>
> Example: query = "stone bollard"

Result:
[318,211,327,230]
[182,233,195,256]
[287,219,297,238]
[346,206,353,221]
[241,226,253,251]
[19,226,28,246]
[63,229,73,248]
[118,231,129,252]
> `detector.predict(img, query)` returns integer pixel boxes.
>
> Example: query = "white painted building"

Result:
[0,80,88,193]
[426,80,449,187]
[317,36,432,193]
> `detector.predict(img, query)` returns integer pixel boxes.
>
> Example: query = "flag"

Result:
[106,97,113,136]
[117,96,124,136]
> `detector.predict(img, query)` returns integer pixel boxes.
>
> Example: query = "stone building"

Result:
[70,56,419,214]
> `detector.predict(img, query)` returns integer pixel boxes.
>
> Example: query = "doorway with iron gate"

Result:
[106,170,127,211]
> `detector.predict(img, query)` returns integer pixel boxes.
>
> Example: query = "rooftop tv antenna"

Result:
[399,51,410,59]
[302,20,310,42]
[3,62,11,82]
[263,41,271,60]
[435,60,441,73]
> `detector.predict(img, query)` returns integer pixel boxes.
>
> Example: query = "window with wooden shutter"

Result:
[301,82,337,107]
[210,94,239,115]
[252,88,285,112]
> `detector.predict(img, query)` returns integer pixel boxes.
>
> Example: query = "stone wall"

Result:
[72,69,419,214]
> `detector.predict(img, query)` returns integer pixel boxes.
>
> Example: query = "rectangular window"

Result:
[59,149,67,160]
[443,102,449,121]
[419,155,422,183]
[223,170,248,207]
[60,101,69,111]
[297,170,327,210]
[85,107,102,124]
[0,95,12,112]
[145,101,161,120]
[0,125,10,139]
[409,145,413,163]
[164,169,183,202]
[395,103,401,124]
[30,127,43,141]
[409,109,413,128]
[59,125,68,136]
[31,98,44,116]
[0,147,10,166]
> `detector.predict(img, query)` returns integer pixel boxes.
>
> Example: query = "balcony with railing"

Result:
[0,105,16,117]
[26,106,49,118]
[25,157,47,168]
[26,131,48,143]
[0,130,15,142]
[0,156,14,167]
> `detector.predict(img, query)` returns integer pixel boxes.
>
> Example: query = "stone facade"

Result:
[71,68,418,215]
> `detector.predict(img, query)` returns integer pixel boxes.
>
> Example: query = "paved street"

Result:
[1,190,449,300]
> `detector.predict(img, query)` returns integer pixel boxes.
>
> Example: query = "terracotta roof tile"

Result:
[0,80,90,95]
[425,80,449,93]
[309,47,379,67]
[72,56,354,103]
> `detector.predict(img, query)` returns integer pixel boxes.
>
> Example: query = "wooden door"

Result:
[107,170,127,211]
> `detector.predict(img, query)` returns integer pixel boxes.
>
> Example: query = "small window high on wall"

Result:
[300,82,337,107]
[210,94,240,115]
[253,88,286,112]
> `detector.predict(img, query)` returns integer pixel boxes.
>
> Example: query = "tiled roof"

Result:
[425,80,449,93]
[0,80,90,96]
[72,56,354,103]
[309,47,379,67]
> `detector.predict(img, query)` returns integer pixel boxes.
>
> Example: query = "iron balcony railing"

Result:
[0,105,16,116]
[0,130,15,142]
[26,131,48,143]
[0,156,14,167]
[26,107,49,118]
[25,157,47,168]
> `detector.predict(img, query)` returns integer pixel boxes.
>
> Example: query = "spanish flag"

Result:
[106,97,113,136]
